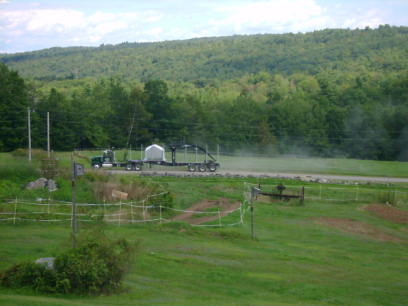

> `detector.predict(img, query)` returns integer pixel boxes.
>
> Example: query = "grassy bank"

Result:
[1,172,408,305]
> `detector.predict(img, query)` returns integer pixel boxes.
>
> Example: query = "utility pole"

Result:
[47,112,50,158]
[71,156,84,248]
[71,156,77,248]
[27,108,31,162]
[250,187,260,240]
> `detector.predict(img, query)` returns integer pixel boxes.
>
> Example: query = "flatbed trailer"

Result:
[125,159,219,172]
[126,144,219,172]
[91,144,220,172]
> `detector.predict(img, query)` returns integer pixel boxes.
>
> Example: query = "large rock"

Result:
[47,179,58,192]
[26,178,48,190]
[35,257,55,270]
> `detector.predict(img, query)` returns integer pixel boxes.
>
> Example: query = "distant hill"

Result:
[1,25,408,82]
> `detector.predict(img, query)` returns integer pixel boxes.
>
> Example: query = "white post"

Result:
[103,199,106,219]
[119,200,122,226]
[28,108,32,162]
[159,205,162,224]
[319,185,322,200]
[47,112,50,158]
[142,200,146,220]
[13,197,17,225]
[240,203,243,224]
[130,202,134,224]
[218,207,222,227]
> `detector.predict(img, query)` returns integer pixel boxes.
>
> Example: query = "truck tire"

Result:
[208,164,217,172]
[198,164,206,172]
[133,163,142,171]
[93,164,100,169]
[188,164,196,172]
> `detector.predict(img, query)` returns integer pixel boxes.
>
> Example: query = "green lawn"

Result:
[1,176,407,305]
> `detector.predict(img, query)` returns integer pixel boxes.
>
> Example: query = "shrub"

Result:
[55,231,136,294]
[0,262,57,293]
[0,230,137,295]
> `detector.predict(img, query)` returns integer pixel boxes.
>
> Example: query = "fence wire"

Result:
[243,182,408,205]
[0,192,244,227]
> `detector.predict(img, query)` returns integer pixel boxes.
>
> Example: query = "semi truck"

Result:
[91,144,219,172]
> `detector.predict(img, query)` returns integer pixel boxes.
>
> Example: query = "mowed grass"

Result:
[218,155,408,178]
[1,176,407,305]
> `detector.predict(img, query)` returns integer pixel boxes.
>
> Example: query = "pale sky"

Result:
[0,0,407,53]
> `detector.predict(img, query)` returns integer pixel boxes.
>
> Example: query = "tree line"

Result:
[1,62,407,160]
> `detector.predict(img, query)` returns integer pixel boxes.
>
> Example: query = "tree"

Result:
[0,63,29,151]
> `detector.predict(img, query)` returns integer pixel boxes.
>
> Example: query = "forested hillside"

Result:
[1,25,408,82]
[1,26,407,161]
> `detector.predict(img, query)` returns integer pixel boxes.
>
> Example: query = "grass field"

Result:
[1,172,408,305]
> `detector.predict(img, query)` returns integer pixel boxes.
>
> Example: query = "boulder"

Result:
[26,178,47,190]
[35,257,55,270]
[47,179,58,192]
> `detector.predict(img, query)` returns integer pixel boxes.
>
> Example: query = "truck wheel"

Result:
[134,163,142,171]
[93,164,100,169]
[188,164,196,172]
[198,164,206,172]
[126,164,132,171]
[208,164,217,172]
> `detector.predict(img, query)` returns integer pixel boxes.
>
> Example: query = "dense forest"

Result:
[1,26,408,160]
[2,25,408,82]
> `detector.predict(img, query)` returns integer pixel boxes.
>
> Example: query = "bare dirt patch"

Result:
[364,204,408,224]
[314,217,404,243]
[172,198,240,225]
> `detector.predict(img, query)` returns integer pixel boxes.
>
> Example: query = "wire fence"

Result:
[0,192,245,227]
[243,182,408,205]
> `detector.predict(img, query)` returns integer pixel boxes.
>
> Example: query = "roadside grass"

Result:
[219,155,408,178]
[1,174,408,305]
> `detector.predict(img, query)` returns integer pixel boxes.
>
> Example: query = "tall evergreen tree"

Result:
[0,63,28,151]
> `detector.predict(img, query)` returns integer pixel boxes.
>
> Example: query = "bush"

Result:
[55,231,136,294]
[0,230,137,295]
[0,262,57,292]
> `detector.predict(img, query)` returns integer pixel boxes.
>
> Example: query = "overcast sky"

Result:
[1,0,407,53]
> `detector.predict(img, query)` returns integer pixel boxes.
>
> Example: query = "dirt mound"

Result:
[364,204,408,224]
[314,217,404,243]
[172,198,240,225]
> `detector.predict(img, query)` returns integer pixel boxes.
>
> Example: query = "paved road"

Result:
[108,169,408,183]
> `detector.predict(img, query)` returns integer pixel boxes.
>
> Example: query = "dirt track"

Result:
[108,169,408,183]
[172,198,240,225]
[314,217,405,243]
[364,204,408,224]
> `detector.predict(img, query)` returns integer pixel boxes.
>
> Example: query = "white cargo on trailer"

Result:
[144,144,166,161]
